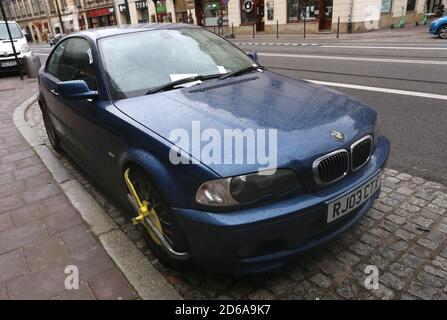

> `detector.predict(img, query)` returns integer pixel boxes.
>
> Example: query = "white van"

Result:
[0,21,31,73]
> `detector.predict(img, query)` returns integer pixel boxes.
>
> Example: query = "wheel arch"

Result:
[118,149,186,208]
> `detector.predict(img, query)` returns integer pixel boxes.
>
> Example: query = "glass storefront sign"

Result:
[136,1,148,10]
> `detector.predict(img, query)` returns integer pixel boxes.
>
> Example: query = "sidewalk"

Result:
[0,76,137,300]
[228,24,436,42]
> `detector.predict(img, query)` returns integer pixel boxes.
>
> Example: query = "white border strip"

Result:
[306,79,447,101]
[258,52,447,65]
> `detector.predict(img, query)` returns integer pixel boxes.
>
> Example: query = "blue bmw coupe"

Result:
[429,16,447,39]
[38,24,390,274]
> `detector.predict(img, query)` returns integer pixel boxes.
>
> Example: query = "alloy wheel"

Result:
[440,26,447,39]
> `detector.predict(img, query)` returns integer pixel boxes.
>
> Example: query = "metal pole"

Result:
[54,0,65,33]
[43,0,55,36]
[336,16,340,39]
[231,22,234,37]
[124,0,131,24]
[252,23,255,38]
[303,16,306,38]
[276,19,278,38]
[0,0,23,80]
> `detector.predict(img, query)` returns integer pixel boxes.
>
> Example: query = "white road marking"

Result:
[32,53,49,56]
[258,52,447,65]
[306,79,447,101]
[321,45,447,50]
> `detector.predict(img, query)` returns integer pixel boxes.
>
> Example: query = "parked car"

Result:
[0,21,31,73]
[49,33,64,46]
[38,25,390,274]
[429,16,447,39]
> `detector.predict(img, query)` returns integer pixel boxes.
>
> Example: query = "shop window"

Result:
[240,0,256,24]
[288,0,319,22]
[204,1,221,26]
[136,1,149,23]
[203,0,228,26]
[406,0,416,11]
[381,0,393,13]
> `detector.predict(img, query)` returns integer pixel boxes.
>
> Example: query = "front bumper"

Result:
[174,137,391,274]
[0,53,31,73]
[429,23,440,34]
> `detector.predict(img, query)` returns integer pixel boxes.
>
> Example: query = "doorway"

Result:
[318,0,333,31]
[256,0,265,32]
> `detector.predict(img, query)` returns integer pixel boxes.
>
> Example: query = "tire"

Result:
[125,167,190,267]
[40,105,62,152]
[438,25,447,39]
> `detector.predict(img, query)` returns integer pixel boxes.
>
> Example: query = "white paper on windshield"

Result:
[169,74,202,87]
[217,66,227,74]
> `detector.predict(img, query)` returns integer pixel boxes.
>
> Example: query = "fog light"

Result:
[236,244,257,258]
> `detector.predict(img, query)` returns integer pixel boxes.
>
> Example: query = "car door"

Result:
[41,37,104,178]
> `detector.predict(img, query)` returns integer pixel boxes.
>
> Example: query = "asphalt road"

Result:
[30,32,447,184]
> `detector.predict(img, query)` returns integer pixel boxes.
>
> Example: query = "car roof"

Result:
[69,23,201,40]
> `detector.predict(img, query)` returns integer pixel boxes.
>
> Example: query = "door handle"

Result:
[50,89,59,97]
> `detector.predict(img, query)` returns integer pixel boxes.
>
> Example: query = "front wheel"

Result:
[125,167,189,267]
[439,25,447,39]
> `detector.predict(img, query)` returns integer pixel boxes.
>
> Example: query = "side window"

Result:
[46,40,68,79]
[60,38,98,91]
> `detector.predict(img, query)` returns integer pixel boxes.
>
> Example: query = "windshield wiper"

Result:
[145,74,222,95]
[219,65,264,80]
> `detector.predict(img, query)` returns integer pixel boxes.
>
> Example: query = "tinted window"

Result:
[59,38,97,90]
[47,40,68,78]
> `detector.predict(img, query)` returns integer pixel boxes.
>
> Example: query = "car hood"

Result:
[0,37,26,54]
[113,71,377,177]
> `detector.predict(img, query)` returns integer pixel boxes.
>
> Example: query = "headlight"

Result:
[373,115,381,147]
[195,169,303,207]
[21,44,30,53]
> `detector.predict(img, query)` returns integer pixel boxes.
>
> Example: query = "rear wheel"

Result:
[439,25,447,39]
[40,105,62,152]
[125,167,189,267]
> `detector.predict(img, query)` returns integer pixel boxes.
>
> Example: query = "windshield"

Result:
[0,23,23,40]
[99,28,257,100]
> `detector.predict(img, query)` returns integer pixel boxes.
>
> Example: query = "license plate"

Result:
[1,61,17,67]
[327,171,381,223]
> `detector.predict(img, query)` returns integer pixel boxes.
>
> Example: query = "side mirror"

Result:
[248,51,258,62]
[57,80,98,100]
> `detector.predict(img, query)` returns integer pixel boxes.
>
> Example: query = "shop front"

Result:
[240,0,264,31]
[194,0,228,27]
[175,0,188,23]
[86,7,117,28]
[154,0,172,22]
[136,0,150,23]
[287,0,333,30]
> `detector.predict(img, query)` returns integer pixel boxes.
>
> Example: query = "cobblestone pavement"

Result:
[0,77,136,300]
[26,101,447,300]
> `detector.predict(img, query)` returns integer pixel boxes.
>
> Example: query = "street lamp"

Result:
[0,0,23,80]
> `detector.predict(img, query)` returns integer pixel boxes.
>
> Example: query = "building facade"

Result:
[1,0,442,41]
[2,0,119,42]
